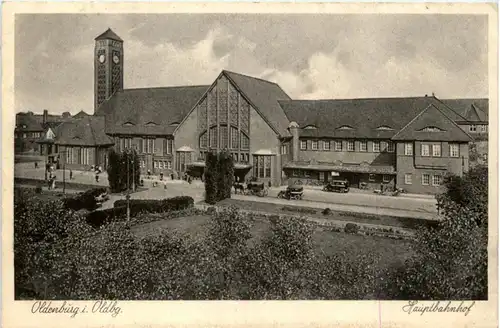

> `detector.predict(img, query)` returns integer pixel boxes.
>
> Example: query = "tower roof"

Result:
[95,28,123,42]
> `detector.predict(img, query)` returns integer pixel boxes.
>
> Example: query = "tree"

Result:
[216,149,235,201]
[107,148,140,193]
[204,150,234,204]
[387,164,488,300]
[204,151,219,204]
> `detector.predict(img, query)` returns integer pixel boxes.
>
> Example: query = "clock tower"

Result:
[94,28,124,111]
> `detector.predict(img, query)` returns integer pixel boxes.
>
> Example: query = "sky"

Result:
[15,14,488,114]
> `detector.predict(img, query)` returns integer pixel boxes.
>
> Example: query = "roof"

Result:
[16,112,72,131]
[74,110,90,119]
[224,70,292,137]
[280,96,477,140]
[96,85,209,135]
[95,28,123,42]
[392,104,473,142]
[54,116,114,146]
[440,98,489,122]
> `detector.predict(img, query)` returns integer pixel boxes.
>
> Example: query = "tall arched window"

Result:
[199,131,208,148]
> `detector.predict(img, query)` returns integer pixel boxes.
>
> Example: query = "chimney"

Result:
[425,94,428,97]
[432,92,435,97]
[288,121,300,162]
[43,110,48,124]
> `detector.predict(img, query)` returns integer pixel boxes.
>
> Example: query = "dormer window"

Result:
[123,122,135,126]
[420,126,445,132]
[170,122,180,127]
[303,125,317,130]
[145,122,158,126]
[337,125,354,130]
[376,126,393,130]
[22,125,27,129]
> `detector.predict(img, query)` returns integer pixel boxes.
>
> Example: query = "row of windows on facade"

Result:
[404,143,460,158]
[139,160,172,170]
[290,169,394,183]
[65,147,93,165]
[469,124,488,133]
[116,137,174,155]
[199,151,250,163]
[404,173,443,186]
[16,132,41,138]
[199,127,250,150]
[299,140,396,152]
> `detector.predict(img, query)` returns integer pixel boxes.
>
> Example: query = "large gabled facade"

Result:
[31,28,487,194]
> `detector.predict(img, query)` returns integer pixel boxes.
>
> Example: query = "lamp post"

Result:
[126,152,131,223]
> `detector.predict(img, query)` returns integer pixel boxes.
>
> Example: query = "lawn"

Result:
[216,198,438,230]
[131,213,414,268]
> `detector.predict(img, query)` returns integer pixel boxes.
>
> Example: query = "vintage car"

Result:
[244,181,269,197]
[278,185,304,200]
[322,180,350,193]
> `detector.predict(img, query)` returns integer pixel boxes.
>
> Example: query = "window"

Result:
[230,127,239,149]
[154,161,158,168]
[292,170,299,177]
[404,173,412,185]
[253,155,272,178]
[210,128,217,147]
[421,144,430,157]
[312,140,318,150]
[347,140,355,152]
[373,141,380,152]
[360,141,367,152]
[167,161,172,169]
[449,144,460,157]
[369,174,376,182]
[432,175,442,186]
[281,144,288,154]
[304,171,311,178]
[480,125,488,132]
[334,140,342,151]
[404,143,413,156]
[80,147,91,165]
[65,147,73,164]
[158,161,163,169]
[140,160,145,168]
[240,132,250,150]
[220,126,228,148]
[165,139,173,154]
[387,141,395,152]
[300,140,307,150]
[383,175,391,183]
[23,133,27,138]
[469,125,477,132]
[432,144,441,157]
[142,137,155,154]
[323,140,330,151]
[422,174,430,186]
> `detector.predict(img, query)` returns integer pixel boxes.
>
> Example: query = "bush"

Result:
[63,187,108,212]
[85,207,127,228]
[35,185,42,194]
[322,208,332,215]
[114,196,194,214]
[281,206,317,215]
[344,223,360,234]
[206,206,217,215]
[107,149,140,193]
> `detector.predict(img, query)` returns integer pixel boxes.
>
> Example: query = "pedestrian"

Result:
[160,172,164,181]
[95,172,100,183]
[47,177,52,190]
[34,161,38,169]
[51,176,56,190]
[147,170,151,179]
[69,169,73,180]
[380,182,384,193]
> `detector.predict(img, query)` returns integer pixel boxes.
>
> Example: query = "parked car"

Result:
[322,180,350,193]
[244,181,268,197]
[278,185,304,200]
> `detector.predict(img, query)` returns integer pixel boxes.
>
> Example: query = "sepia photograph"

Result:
[11,10,492,301]
[3,3,498,327]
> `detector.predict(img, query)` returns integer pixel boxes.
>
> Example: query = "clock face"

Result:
[98,54,105,63]
[113,55,120,64]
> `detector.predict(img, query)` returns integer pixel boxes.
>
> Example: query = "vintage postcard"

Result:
[2,2,498,328]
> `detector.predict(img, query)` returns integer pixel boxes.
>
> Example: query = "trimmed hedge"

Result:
[85,196,195,228]
[113,196,194,213]
[344,223,360,234]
